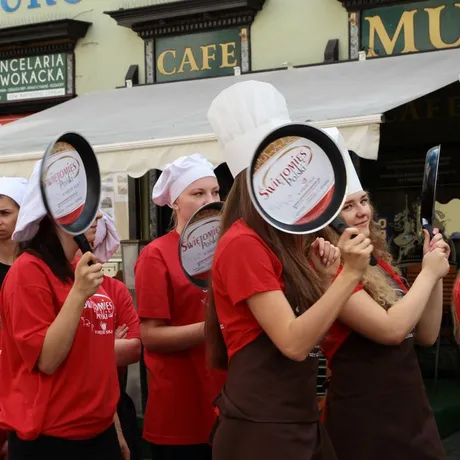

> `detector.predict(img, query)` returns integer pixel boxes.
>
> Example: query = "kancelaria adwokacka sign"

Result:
[0,53,68,103]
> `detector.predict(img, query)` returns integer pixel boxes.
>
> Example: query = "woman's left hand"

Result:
[423,228,450,259]
[309,238,341,277]
[115,324,129,340]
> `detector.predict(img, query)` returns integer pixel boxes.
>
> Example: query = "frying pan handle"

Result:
[330,218,378,267]
[422,223,435,240]
[74,234,94,266]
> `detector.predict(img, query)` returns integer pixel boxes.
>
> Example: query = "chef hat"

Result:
[93,211,120,264]
[152,153,216,207]
[207,80,291,178]
[12,160,47,242]
[322,127,363,195]
[0,176,28,207]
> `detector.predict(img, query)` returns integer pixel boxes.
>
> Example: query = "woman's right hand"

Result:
[422,247,450,280]
[338,228,373,278]
[73,252,104,300]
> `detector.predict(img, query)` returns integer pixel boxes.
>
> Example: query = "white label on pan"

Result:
[43,149,87,223]
[181,215,221,277]
[253,137,335,225]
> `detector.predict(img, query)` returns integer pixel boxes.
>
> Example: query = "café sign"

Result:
[0,53,68,103]
[155,28,242,83]
[361,0,460,57]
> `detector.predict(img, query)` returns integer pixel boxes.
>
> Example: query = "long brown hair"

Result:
[329,199,402,309]
[206,171,336,369]
[19,216,74,284]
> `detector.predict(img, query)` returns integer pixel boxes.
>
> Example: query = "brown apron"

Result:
[212,334,337,460]
[324,331,446,460]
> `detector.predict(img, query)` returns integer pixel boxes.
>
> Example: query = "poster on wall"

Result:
[100,174,130,249]
[115,173,128,203]
[101,177,115,221]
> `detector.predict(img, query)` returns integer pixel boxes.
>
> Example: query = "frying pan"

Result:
[420,145,441,240]
[247,123,348,234]
[179,201,223,290]
[40,132,101,257]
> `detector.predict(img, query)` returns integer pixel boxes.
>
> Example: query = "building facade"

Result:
[0,0,350,250]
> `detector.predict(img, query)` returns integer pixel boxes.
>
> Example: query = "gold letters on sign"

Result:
[365,3,460,56]
[157,42,237,76]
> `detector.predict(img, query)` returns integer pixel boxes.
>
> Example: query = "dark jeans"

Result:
[150,443,212,460]
[8,425,122,460]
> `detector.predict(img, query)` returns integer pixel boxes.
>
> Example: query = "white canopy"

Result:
[1,47,459,178]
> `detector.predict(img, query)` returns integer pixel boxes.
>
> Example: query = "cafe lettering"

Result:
[0,0,80,13]
[361,0,460,57]
[155,29,242,83]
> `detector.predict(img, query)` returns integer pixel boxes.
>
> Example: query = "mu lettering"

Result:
[365,3,460,56]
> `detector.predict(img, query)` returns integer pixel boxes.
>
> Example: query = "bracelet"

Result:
[115,427,123,433]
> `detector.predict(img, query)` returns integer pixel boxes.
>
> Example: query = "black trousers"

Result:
[117,390,141,460]
[150,443,212,460]
[8,425,122,460]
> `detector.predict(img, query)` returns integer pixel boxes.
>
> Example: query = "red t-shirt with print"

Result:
[321,260,408,362]
[102,276,140,341]
[0,253,119,440]
[135,231,226,445]
[102,276,140,374]
[212,219,285,362]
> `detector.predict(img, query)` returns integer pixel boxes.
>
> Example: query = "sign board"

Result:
[155,28,242,82]
[361,0,460,57]
[0,53,68,103]
[0,0,80,14]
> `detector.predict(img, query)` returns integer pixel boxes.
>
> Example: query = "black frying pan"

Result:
[247,123,348,234]
[420,145,441,240]
[39,132,101,257]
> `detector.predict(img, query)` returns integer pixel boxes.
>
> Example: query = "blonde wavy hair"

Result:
[329,201,403,310]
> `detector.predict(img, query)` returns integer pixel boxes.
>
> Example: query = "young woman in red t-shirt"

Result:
[135,154,225,460]
[0,177,28,459]
[0,177,28,288]
[0,158,126,459]
[320,131,450,460]
[206,81,374,460]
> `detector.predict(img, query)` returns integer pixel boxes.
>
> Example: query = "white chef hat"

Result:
[12,160,47,242]
[93,211,120,264]
[0,176,28,207]
[322,127,363,195]
[152,153,216,207]
[207,80,291,178]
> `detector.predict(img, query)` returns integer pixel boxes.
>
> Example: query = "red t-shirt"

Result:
[212,219,285,362]
[321,260,408,362]
[135,231,225,445]
[102,276,140,374]
[0,253,119,440]
[102,276,140,341]
[454,277,460,324]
